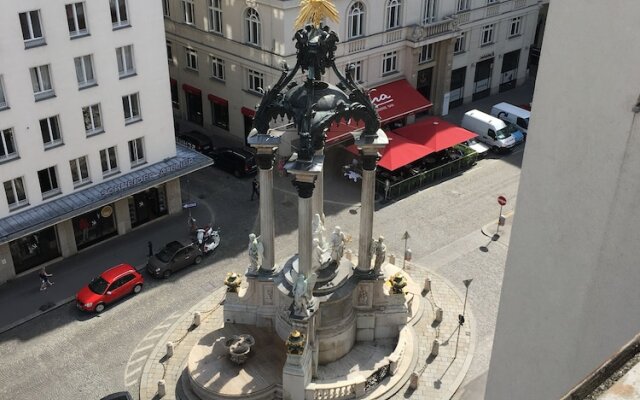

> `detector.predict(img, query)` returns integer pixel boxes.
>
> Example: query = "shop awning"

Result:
[208,94,228,106]
[394,117,477,152]
[182,84,201,95]
[325,119,364,145]
[347,131,434,171]
[370,79,432,124]
[0,145,212,244]
[241,107,255,118]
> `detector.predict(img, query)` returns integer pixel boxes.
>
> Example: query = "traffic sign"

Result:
[497,196,507,206]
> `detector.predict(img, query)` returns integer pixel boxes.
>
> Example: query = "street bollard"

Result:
[389,254,396,265]
[435,307,443,323]
[166,342,174,358]
[431,339,440,356]
[157,379,166,397]
[409,372,419,389]
[423,277,431,293]
[192,311,201,327]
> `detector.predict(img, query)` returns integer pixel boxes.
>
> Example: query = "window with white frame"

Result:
[116,45,135,78]
[183,0,195,24]
[422,0,437,24]
[167,41,173,63]
[454,31,466,53]
[247,69,264,94]
[122,93,141,123]
[100,146,119,175]
[66,3,88,37]
[210,56,225,80]
[37,166,60,197]
[19,10,45,47]
[39,115,63,148]
[128,137,145,166]
[4,177,27,209]
[30,65,54,100]
[0,128,18,162]
[74,54,96,88]
[348,2,365,39]
[186,48,198,70]
[163,0,170,17]
[457,0,470,12]
[419,44,434,64]
[0,76,8,110]
[110,0,129,28]
[82,103,103,135]
[347,61,363,82]
[245,8,261,46]
[382,51,398,75]
[509,16,522,37]
[481,24,495,45]
[386,0,402,30]
[209,0,223,34]
[69,156,90,186]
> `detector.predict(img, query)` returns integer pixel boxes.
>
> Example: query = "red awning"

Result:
[170,78,177,86]
[394,117,477,152]
[369,79,432,124]
[326,119,364,145]
[208,94,228,106]
[182,84,201,95]
[241,107,255,117]
[346,131,434,171]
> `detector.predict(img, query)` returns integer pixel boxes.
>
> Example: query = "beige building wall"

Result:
[485,1,640,399]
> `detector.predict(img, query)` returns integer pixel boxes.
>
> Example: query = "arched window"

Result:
[422,0,437,24]
[245,8,261,46]
[348,2,365,39]
[386,0,402,30]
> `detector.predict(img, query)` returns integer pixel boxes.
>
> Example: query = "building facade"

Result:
[485,1,640,398]
[0,0,210,283]
[164,0,541,145]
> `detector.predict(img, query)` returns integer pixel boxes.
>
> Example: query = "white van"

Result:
[490,102,530,135]
[461,109,517,151]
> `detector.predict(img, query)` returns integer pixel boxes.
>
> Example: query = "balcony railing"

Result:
[514,0,526,9]
[486,4,500,17]
[347,38,366,54]
[409,18,456,43]
[384,29,403,44]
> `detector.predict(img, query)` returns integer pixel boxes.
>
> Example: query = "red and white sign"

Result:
[368,79,432,123]
[497,196,507,206]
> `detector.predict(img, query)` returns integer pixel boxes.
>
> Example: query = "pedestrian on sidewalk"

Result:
[39,267,54,291]
[250,178,260,201]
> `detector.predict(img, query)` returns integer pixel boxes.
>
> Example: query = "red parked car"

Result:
[76,264,143,313]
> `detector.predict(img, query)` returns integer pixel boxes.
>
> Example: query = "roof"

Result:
[394,117,477,152]
[0,145,212,244]
[101,264,136,282]
[347,131,434,171]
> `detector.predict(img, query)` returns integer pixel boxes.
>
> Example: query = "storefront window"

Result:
[128,185,168,228]
[72,205,117,250]
[10,226,61,274]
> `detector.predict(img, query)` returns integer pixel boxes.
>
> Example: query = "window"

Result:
[100,146,119,175]
[38,166,60,197]
[347,61,363,82]
[488,0,498,3]
[209,0,223,33]
[183,0,195,24]
[481,24,495,45]
[39,116,63,148]
[82,103,103,135]
[128,137,145,166]
[0,76,8,110]
[247,69,264,94]
[122,93,141,123]
[210,56,225,80]
[74,55,96,88]
[66,3,88,37]
[386,0,402,30]
[110,0,129,28]
[0,128,18,162]
[30,65,54,100]
[19,10,45,47]
[422,0,437,24]
[211,100,229,130]
[170,80,179,108]
[454,31,466,53]
[419,44,434,64]
[510,17,522,37]
[116,45,135,78]
[186,48,198,70]
[4,177,27,209]
[70,156,90,186]
[348,2,365,39]
[245,8,261,46]
[457,0,470,11]
[382,51,398,75]
[163,0,170,16]
[167,41,173,63]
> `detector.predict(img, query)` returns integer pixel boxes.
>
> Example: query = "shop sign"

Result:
[370,92,394,113]
[100,158,194,197]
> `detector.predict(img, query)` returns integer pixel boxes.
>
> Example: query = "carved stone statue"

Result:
[371,235,386,275]
[330,226,346,265]
[312,213,326,249]
[312,238,324,272]
[248,233,263,273]
[292,271,317,316]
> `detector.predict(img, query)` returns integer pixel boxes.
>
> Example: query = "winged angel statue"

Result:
[248,233,264,273]
[292,268,318,316]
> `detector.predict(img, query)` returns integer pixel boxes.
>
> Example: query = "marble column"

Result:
[295,178,315,277]
[312,149,324,222]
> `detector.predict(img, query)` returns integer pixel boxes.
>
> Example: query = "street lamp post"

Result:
[402,231,411,270]
[454,278,473,359]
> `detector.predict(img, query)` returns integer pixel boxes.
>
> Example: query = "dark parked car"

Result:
[209,147,257,177]
[176,130,213,154]
[100,392,133,400]
[147,241,203,279]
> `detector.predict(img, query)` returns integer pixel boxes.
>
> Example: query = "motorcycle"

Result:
[195,225,221,256]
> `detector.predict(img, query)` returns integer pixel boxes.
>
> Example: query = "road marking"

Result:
[130,342,155,355]
[125,366,143,379]
[128,354,148,366]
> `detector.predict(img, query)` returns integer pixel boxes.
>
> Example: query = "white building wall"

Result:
[485,1,640,399]
[0,0,175,215]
